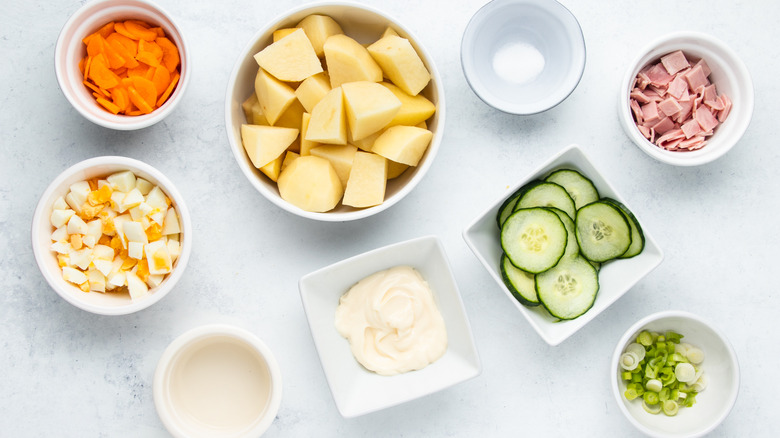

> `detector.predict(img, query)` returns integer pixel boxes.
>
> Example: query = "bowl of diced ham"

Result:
[619,31,753,166]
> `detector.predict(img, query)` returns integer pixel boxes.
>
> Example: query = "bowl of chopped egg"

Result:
[611,310,740,437]
[55,0,190,130]
[299,235,481,418]
[31,156,192,315]
[460,0,586,114]
[619,31,754,166]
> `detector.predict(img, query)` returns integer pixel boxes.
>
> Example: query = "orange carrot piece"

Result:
[83,56,92,81]
[106,36,138,68]
[150,27,165,38]
[78,57,86,74]
[113,22,134,40]
[136,49,161,67]
[126,109,144,116]
[124,20,157,41]
[86,34,105,57]
[83,80,101,94]
[157,71,179,107]
[95,22,115,39]
[96,97,121,114]
[112,86,130,112]
[130,76,157,106]
[156,37,180,73]
[151,65,171,98]
[107,32,137,57]
[127,63,150,78]
[89,55,121,89]
[127,86,154,114]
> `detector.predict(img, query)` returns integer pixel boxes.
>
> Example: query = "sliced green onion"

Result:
[642,399,661,414]
[620,352,640,370]
[662,400,679,416]
[675,362,696,384]
[620,329,708,415]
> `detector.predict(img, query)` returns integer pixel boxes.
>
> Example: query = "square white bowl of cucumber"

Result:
[463,144,664,346]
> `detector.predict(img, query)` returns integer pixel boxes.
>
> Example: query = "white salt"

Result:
[492,41,545,84]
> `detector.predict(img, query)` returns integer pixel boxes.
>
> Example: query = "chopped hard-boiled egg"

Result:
[48,171,182,301]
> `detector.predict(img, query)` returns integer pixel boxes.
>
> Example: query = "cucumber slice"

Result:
[545,169,600,210]
[501,208,567,274]
[514,182,576,219]
[600,198,645,258]
[500,254,540,307]
[536,256,599,320]
[548,207,579,260]
[575,201,632,262]
[496,180,543,228]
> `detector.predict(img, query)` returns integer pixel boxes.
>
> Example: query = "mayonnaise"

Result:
[335,265,447,376]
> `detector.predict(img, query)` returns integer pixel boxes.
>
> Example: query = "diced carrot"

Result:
[80,18,181,116]
[86,34,105,57]
[97,97,121,114]
[156,37,180,72]
[113,21,134,40]
[89,56,120,89]
[130,76,157,106]
[157,71,179,107]
[151,66,171,98]
[112,86,130,112]
[124,20,158,41]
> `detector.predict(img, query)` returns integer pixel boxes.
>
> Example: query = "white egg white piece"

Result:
[107,170,136,193]
[135,177,154,195]
[52,196,69,210]
[51,226,69,242]
[161,207,180,235]
[145,186,168,210]
[128,241,144,260]
[50,209,75,228]
[93,259,114,277]
[126,271,149,300]
[87,269,106,292]
[122,221,148,244]
[145,240,172,275]
[66,214,88,235]
[62,266,88,285]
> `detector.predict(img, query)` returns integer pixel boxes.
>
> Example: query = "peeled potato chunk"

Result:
[306,87,347,145]
[371,125,432,166]
[277,155,343,212]
[253,28,323,82]
[310,144,358,187]
[254,68,296,125]
[324,34,383,88]
[343,152,387,208]
[342,81,402,141]
[296,14,344,58]
[241,124,299,169]
[380,82,436,127]
[367,35,431,96]
[295,72,332,113]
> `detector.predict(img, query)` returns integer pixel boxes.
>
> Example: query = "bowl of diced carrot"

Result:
[55,0,190,130]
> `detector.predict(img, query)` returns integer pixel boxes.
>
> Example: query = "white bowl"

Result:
[154,324,283,438]
[461,0,586,114]
[225,1,445,222]
[463,144,664,346]
[55,0,190,130]
[618,31,754,166]
[611,311,740,437]
[298,235,481,417]
[31,156,192,315]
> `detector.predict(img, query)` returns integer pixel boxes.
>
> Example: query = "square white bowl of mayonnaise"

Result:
[299,235,481,418]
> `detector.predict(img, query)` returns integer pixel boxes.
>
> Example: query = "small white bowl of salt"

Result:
[461,0,586,115]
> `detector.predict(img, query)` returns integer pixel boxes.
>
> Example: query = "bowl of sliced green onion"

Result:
[611,310,739,437]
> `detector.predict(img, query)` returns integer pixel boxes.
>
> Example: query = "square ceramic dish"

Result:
[463,144,664,346]
[299,235,481,417]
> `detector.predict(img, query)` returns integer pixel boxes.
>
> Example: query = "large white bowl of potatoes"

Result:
[225,1,444,221]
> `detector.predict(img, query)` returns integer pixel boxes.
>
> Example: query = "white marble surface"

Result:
[2,0,778,436]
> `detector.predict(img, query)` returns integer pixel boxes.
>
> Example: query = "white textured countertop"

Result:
[2,0,778,436]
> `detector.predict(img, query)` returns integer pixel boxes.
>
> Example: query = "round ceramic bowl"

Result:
[225,1,445,222]
[461,0,586,115]
[55,0,190,130]
[31,156,192,315]
[154,324,283,438]
[611,311,739,437]
[618,31,754,166]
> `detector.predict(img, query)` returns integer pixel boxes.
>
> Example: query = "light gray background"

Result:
[1,0,776,436]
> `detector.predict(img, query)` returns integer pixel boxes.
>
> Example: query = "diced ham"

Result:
[694,58,711,77]
[684,65,710,91]
[646,63,674,87]
[718,94,732,122]
[661,50,690,75]
[667,76,689,100]
[681,118,702,138]
[658,97,683,117]
[694,107,720,132]
[630,89,652,104]
[641,101,660,124]
[629,51,731,151]
[651,117,676,135]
